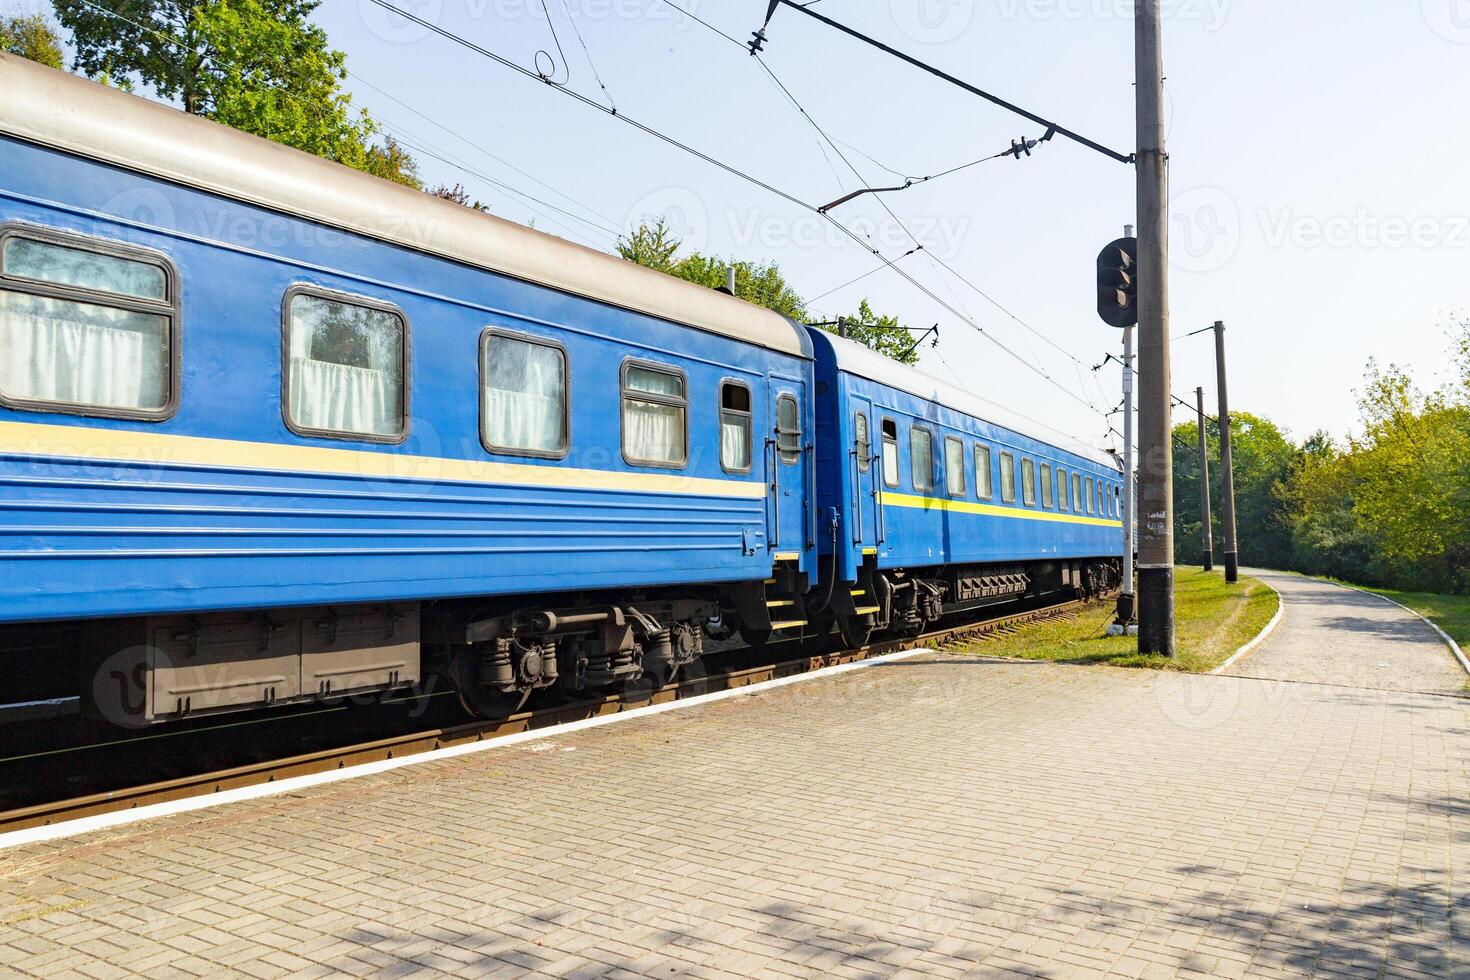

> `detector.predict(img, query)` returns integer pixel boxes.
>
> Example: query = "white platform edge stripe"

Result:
[0,647,934,851]
[1337,582,1470,677]
[1211,578,1285,675]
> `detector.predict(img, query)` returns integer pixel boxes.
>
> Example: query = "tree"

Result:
[835,299,922,366]
[1,13,64,68]
[616,217,680,273]
[1172,411,1296,571]
[616,220,915,362]
[1269,317,1470,593]
[1279,433,1377,585]
[53,0,418,185]
[429,183,489,213]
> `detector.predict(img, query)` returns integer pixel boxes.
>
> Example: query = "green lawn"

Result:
[940,568,1279,673]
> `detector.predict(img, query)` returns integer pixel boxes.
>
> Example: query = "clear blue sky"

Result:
[44,0,1470,447]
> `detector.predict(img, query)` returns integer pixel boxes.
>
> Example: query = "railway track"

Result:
[0,595,1105,836]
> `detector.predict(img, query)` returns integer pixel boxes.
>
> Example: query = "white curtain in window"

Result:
[720,413,750,470]
[287,296,402,437]
[482,337,565,453]
[625,399,684,464]
[0,293,167,411]
[289,357,396,437]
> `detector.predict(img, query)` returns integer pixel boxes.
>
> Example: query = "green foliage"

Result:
[616,218,681,272]
[53,0,418,185]
[616,220,914,363]
[1187,315,1470,595]
[429,183,490,213]
[674,252,807,323]
[1173,411,1296,571]
[1,13,64,68]
[835,299,921,366]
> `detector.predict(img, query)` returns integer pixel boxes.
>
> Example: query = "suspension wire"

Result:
[747,45,1104,412]
[534,0,572,84]
[69,0,620,247]
[662,0,1102,404]
[363,0,1107,418]
[752,0,1134,165]
[806,245,921,305]
[346,71,625,235]
[558,0,618,113]
[1092,353,1221,425]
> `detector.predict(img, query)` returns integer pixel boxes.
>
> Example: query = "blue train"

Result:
[0,55,1123,726]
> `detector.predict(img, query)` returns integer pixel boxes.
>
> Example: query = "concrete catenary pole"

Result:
[1195,386,1213,572]
[1135,0,1174,656]
[1214,321,1239,582]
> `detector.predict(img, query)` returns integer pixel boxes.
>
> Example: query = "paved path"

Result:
[3,652,1466,979]
[1224,571,1468,696]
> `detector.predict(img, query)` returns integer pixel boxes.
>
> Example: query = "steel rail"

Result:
[0,596,1102,834]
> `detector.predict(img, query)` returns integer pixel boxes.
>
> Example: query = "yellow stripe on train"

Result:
[882,491,1124,528]
[0,420,768,500]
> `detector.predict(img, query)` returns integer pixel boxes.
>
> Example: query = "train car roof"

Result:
[0,54,809,359]
[807,326,1121,470]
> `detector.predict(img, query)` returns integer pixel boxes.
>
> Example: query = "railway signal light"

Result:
[1096,237,1139,328]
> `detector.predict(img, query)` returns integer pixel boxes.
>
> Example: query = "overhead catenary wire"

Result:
[68,0,622,248]
[363,0,1108,419]
[655,0,1111,414]
[344,70,625,235]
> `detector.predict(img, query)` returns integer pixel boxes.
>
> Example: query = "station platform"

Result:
[2,578,1465,978]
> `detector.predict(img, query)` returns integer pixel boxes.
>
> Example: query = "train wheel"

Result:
[449,648,531,720]
[836,615,873,650]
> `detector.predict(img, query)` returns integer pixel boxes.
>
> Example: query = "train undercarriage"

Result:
[4,556,1119,730]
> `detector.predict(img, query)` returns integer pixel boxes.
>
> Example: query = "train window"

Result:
[999,452,1016,504]
[975,444,993,500]
[1041,463,1055,509]
[1057,468,1069,511]
[284,287,407,442]
[1085,477,1096,514]
[0,226,178,420]
[719,381,753,474]
[1114,485,1122,517]
[776,394,801,465]
[881,418,899,488]
[1021,458,1037,507]
[480,330,568,458]
[945,436,966,496]
[1073,472,1084,512]
[621,360,687,467]
[854,411,871,473]
[910,426,934,492]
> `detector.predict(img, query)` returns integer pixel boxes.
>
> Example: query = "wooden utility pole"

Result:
[1135,0,1174,656]
[1195,386,1213,572]
[1214,321,1239,582]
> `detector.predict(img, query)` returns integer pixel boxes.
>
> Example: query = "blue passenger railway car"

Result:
[803,328,1125,648]
[0,55,1122,729]
[0,54,817,724]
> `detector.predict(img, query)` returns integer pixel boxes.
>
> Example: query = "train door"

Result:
[849,395,880,553]
[766,380,809,560]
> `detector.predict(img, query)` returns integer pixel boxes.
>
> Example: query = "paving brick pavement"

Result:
[2,651,1466,978]
[1224,571,1469,696]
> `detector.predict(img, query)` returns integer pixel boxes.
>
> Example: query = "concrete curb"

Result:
[1211,579,1284,675]
[1339,583,1470,678]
